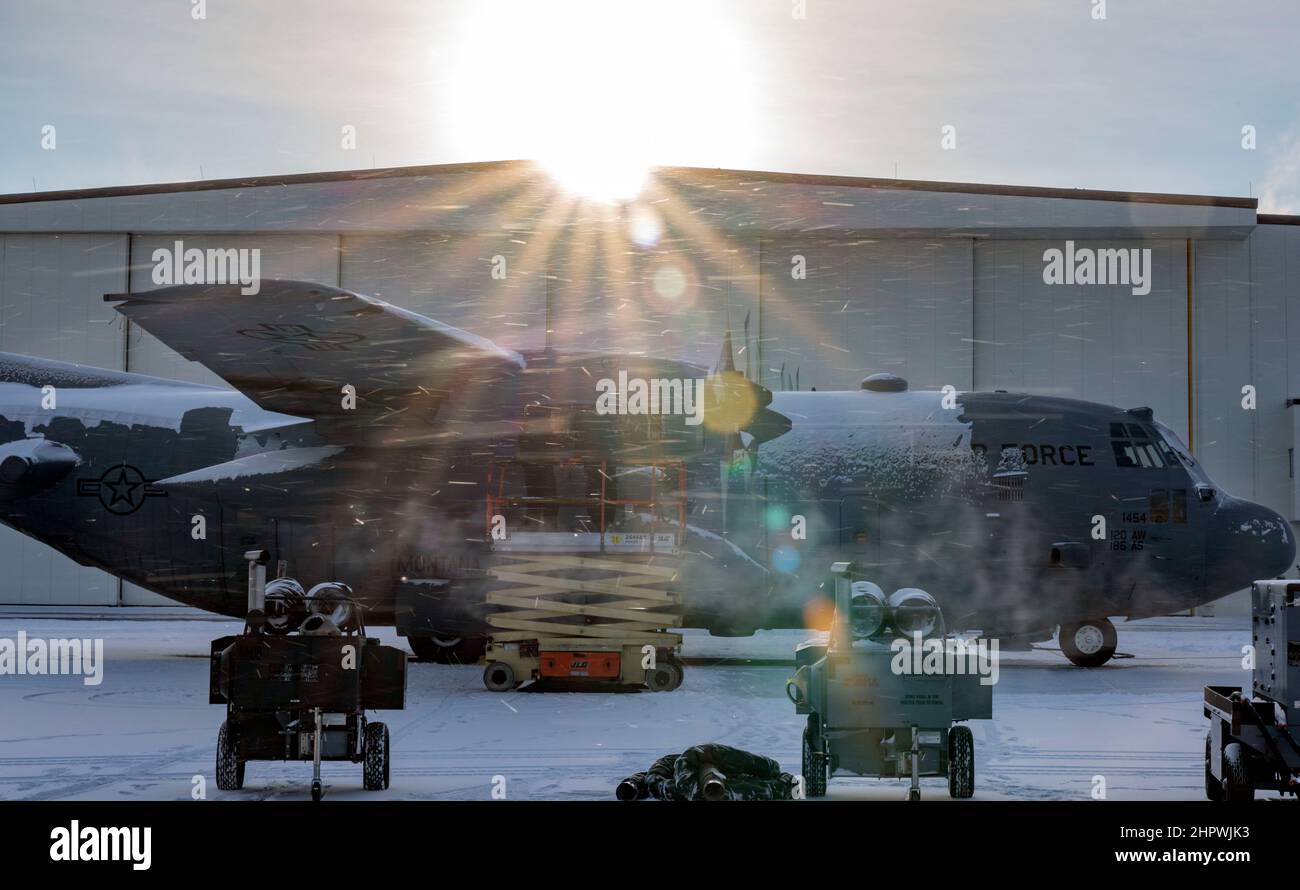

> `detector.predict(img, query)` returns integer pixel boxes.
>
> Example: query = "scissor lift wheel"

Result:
[645,659,683,692]
[484,660,517,692]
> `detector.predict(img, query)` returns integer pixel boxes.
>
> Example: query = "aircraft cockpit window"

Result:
[1112,439,1165,469]
[1153,422,1196,467]
[1110,422,1176,469]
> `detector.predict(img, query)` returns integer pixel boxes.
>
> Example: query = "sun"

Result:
[441,0,757,203]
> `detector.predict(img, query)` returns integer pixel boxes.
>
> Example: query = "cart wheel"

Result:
[483,660,516,692]
[1221,742,1255,802]
[1204,732,1225,801]
[215,721,244,791]
[908,787,921,802]
[801,715,827,798]
[1058,618,1117,667]
[645,661,681,692]
[947,725,974,799]
[363,722,391,791]
[311,780,322,802]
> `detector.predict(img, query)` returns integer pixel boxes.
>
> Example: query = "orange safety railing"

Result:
[484,459,687,546]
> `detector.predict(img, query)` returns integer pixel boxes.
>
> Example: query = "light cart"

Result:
[787,562,992,800]
[209,551,407,801]
[1204,579,1300,801]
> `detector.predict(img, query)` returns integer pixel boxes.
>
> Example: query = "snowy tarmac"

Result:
[0,610,1259,801]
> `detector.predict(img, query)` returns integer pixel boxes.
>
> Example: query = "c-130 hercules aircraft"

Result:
[0,280,1290,667]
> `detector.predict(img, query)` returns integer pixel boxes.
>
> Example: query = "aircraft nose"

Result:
[1205,496,1296,593]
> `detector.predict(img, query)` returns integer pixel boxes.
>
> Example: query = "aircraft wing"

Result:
[106,280,526,443]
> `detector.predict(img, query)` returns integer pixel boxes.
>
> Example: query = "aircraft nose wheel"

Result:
[1058,617,1117,667]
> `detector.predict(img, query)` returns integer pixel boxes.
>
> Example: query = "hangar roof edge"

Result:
[0,158,1258,211]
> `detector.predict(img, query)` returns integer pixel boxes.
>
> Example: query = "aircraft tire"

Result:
[408,634,487,664]
[948,725,974,798]
[216,721,244,791]
[363,722,391,791]
[1205,732,1225,801]
[1058,618,1117,667]
[1221,742,1255,802]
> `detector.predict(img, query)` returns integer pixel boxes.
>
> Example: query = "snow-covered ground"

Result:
[0,609,1255,801]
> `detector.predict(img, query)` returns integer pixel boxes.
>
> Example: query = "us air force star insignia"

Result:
[76,465,166,515]
[236,323,365,352]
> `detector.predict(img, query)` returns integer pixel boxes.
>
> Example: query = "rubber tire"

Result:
[1058,618,1118,667]
[665,656,685,691]
[1221,742,1255,802]
[1205,732,1225,801]
[311,780,322,802]
[802,716,827,798]
[645,662,682,692]
[216,721,244,791]
[948,725,975,799]
[483,660,516,692]
[408,635,487,665]
[363,722,390,791]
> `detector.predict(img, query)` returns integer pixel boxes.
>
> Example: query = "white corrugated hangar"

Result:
[0,160,1295,606]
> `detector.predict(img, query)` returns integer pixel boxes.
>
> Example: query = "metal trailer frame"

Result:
[209,551,407,800]
[1203,580,1300,801]
[788,562,992,800]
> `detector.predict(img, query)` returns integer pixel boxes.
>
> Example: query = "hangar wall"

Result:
[0,234,127,605]
[0,170,1295,606]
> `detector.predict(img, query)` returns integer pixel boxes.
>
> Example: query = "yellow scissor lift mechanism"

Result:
[480,458,686,692]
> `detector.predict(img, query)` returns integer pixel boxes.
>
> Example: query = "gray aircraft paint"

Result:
[0,282,1290,644]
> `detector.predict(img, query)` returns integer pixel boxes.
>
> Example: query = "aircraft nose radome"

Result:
[1205,496,1296,593]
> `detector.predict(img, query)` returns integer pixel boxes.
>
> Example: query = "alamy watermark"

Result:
[1042,241,1152,296]
[151,239,261,295]
[0,632,104,686]
[889,632,1000,686]
[595,371,706,426]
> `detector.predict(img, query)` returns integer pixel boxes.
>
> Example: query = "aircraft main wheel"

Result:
[948,725,974,799]
[408,635,487,665]
[311,780,322,802]
[215,721,244,791]
[1221,742,1255,802]
[1205,732,1225,801]
[363,722,391,791]
[483,660,516,692]
[802,716,827,798]
[1058,618,1117,667]
[645,662,682,692]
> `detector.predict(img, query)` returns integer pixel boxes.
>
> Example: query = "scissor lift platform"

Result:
[481,532,685,691]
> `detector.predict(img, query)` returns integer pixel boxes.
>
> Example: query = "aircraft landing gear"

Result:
[1058,617,1117,667]
[407,634,487,665]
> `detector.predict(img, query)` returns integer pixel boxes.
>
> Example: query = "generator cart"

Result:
[1204,579,1300,801]
[786,562,993,800]
[209,551,407,801]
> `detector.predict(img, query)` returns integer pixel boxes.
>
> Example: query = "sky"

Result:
[1,0,1298,210]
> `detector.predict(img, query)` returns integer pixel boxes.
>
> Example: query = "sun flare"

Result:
[442,0,757,202]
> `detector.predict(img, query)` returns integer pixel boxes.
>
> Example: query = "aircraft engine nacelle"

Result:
[0,438,80,499]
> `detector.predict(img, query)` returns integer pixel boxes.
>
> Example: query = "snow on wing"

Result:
[105,280,526,441]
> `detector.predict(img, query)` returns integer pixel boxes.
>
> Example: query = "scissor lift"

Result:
[480,459,686,692]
